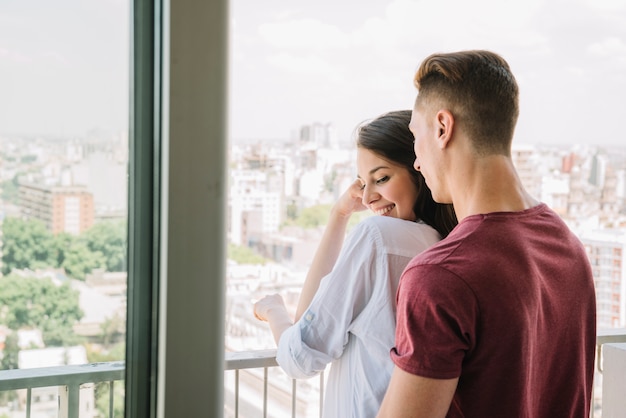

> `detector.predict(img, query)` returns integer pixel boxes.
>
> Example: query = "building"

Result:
[581,229,626,329]
[229,169,282,246]
[299,122,338,149]
[71,277,126,340]
[18,182,94,235]
[512,144,542,201]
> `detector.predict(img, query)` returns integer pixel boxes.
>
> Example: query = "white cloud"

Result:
[0,46,70,66]
[266,52,342,81]
[258,18,350,49]
[41,50,69,66]
[344,0,549,56]
[0,47,32,64]
[588,37,626,56]
[580,0,626,13]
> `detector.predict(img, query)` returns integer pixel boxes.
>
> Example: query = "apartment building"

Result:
[581,229,626,329]
[18,181,94,235]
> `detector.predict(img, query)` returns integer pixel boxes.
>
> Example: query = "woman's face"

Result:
[356,147,418,221]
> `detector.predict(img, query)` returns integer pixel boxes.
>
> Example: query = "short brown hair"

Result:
[414,50,519,156]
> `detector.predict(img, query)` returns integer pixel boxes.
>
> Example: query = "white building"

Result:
[512,144,542,201]
[580,229,626,329]
[229,169,282,246]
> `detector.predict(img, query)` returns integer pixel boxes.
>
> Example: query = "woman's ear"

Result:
[436,109,454,149]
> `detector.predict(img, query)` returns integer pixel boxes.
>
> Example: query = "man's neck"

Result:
[451,154,539,221]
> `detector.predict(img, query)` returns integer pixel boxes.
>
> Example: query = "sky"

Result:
[0,0,129,140]
[1,0,626,147]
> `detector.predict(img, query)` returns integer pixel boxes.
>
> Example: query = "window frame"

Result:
[126,0,228,416]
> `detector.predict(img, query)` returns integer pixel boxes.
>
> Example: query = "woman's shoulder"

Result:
[357,215,434,232]
[351,216,441,251]
[351,215,408,233]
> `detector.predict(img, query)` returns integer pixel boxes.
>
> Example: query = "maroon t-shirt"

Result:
[391,204,596,418]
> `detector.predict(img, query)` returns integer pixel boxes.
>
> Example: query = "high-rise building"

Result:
[18,182,94,235]
[228,170,281,246]
[581,229,626,329]
[512,144,542,200]
[299,122,338,149]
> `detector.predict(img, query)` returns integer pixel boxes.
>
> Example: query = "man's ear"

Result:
[436,109,454,149]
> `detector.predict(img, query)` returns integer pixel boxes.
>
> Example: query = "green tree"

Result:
[285,201,298,220]
[282,203,371,230]
[227,243,267,265]
[86,341,125,363]
[60,241,106,280]
[51,232,75,268]
[99,313,125,346]
[324,170,337,193]
[20,154,37,164]
[0,274,83,346]
[282,204,332,229]
[52,230,110,280]
[0,332,19,370]
[0,175,19,204]
[86,342,126,418]
[1,218,56,275]
[95,380,125,418]
[82,220,127,272]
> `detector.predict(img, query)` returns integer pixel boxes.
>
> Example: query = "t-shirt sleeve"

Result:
[276,220,384,379]
[391,263,478,379]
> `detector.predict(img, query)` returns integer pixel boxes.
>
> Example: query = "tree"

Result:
[0,175,19,204]
[1,217,126,280]
[86,342,126,418]
[59,241,106,280]
[227,243,267,265]
[0,332,19,370]
[0,274,83,347]
[99,313,125,346]
[82,220,127,272]
[1,218,56,275]
[281,204,332,229]
[51,232,74,268]
[281,203,371,231]
[95,380,125,418]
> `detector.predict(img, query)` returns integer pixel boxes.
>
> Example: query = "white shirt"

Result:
[276,216,442,418]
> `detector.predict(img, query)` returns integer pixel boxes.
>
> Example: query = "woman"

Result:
[253,110,457,417]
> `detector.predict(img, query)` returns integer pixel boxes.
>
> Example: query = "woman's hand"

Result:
[333,179,367,218]
[253,294,293,344]
[254,294,287,322]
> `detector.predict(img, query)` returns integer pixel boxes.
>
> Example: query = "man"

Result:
[377,50,596,417]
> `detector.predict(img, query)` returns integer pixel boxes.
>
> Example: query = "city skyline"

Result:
[1,0,626,147]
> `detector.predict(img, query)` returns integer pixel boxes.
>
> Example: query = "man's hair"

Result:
[414,50,519,156]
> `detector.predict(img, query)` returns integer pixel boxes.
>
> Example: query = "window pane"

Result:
[228,1,626,417]
[0,1,129,417]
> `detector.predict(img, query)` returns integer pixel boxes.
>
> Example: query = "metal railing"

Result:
[593,328,626,418]
[0,361,124,418]
[596,328,626,373]
[224,349,325,418]
[1,329,625,418]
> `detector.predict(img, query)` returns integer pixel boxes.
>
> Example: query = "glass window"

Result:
[228,1,626,417]
[0,1,129,416]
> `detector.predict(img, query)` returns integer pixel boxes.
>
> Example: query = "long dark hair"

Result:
[356,110,457,238]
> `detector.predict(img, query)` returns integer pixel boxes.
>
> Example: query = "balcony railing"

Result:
[224,349,325,418]
[0,361,124,418]
[0,329,625,418]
